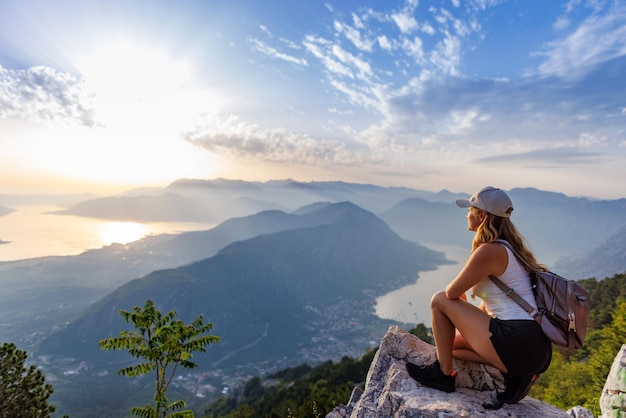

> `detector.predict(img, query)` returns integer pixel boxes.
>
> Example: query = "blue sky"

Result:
[0,0,625,198]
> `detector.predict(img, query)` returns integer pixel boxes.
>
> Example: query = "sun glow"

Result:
[22,39,224,187]
[78,40,194,127]
[101,222,149,245]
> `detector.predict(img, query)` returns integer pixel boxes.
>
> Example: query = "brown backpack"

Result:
[489,240,590,354]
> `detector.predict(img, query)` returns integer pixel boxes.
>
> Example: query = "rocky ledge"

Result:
[327,325,596,418]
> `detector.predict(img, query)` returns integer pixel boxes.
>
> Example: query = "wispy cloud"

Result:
[333,21,375,52]
[0,65,94,126]
[249,38,308,66]
[181,114,376,165]
[537,1,626,76]
[475,147,605,166]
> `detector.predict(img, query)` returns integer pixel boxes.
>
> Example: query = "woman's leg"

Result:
[431,291,507,374]
[452,331,492,364]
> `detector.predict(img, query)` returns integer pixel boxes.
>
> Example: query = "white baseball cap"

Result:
[455,186,514,218]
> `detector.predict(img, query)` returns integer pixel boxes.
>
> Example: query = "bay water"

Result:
[0,204,214,262]
[374,244,470,326]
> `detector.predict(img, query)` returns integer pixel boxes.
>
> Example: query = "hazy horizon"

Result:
[1,178,623,264]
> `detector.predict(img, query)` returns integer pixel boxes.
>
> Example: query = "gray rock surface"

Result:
[327,325,593,418]
[600,344,626,418]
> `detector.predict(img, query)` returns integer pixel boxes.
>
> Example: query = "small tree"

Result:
[0,342,55,417]
[99,300,220,418]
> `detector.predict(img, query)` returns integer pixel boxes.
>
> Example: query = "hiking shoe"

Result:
[406,360,456,393]
[497,373,538,404]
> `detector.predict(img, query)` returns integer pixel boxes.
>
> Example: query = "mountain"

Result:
[53,178,439,223]
[49,191,285,222]
[38,202,450,376]
[0,201,427,346]
[0,204,14,217]
[4,181,625,352]
[381,187,626,266]
[506,188,626,262]
[379,197,470,248]
[48,178,626,266]
[554,224,626,280]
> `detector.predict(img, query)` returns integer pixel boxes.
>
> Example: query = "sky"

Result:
[1,0,625,199]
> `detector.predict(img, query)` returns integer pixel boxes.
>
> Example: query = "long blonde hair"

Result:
[471,207,547,272]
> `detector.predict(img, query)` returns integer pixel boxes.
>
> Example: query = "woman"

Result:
[406,186,552,405]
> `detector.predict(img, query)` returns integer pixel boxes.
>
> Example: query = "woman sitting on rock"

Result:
[406,186,552,405]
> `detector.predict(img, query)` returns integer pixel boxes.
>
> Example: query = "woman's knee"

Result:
[430,290,448,308]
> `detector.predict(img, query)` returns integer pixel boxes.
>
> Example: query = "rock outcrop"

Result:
[600,344,626,417]
[327,325,594,418]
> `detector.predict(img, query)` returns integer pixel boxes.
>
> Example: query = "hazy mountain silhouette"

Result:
[0,204,14,217]
[380,197,469,247]
[55,179,626,267]
[382,187,626,266]
[38,202,450,374]
[49,191,285,222]
[53,178,440,223]
[555,224,626,280]
[507,188,626,261]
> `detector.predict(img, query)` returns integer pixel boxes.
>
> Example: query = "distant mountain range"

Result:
[38,202,449,373]
[51,178,447,222]
[49,178,626,269]
[0,199,442,346]
[0,204,14,217]
[2,180,624,349]
[380,187,626,269]
[554,224,626,280]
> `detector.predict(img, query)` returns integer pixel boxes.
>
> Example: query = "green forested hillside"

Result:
[531,273,626,415]
[201,325,434,417]
[203,275,626,418]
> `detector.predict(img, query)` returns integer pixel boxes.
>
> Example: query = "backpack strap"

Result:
[488,275,540,319]
[488,240,541,319]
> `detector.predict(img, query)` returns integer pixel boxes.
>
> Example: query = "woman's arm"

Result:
[445,243,508,299]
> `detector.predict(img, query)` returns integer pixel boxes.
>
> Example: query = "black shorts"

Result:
[489,318,552,376]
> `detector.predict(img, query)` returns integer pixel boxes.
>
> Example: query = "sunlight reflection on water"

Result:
[0,205,214,261]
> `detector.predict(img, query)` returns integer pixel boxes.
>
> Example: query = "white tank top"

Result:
[471,244,538,320]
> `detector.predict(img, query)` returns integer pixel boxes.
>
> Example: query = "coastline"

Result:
[375,244,469,326]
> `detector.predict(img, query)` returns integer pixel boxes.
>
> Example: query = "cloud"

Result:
[475,147,605,166]
[259,24,272,37]
[537,2,626,77]
[303,36,355,79]
[181,114,376,165]
[250,0,625,175]
[303,1,477,116]
[332,45,373,79]
[249,38,308,66]
[352,54,626,157]
[0,65,95,126]
[377,35,393,51]
[333,21,374,52]
[391,11,418,34]
[429,32,462,75]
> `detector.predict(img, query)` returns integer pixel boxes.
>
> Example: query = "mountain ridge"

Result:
[38,202,450,373]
